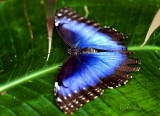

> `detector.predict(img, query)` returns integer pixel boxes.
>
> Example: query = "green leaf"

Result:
[0,0,160,116]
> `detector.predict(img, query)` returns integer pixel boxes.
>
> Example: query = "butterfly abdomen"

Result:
[68,47,98,55]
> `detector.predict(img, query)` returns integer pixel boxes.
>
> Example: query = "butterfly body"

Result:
[68,47,104,55]
[54,7,140,114]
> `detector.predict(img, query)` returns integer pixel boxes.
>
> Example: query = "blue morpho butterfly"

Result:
[54,7,140,114]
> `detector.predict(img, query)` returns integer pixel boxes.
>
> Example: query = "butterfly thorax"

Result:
[67,47,98,55]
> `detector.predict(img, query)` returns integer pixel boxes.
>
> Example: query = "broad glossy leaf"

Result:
[0,0,160,116]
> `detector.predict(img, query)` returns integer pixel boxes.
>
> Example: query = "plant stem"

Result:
[128,46,160,51]
[0,64,61,92]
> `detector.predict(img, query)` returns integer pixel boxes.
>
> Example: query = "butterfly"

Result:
[54,7,140,114]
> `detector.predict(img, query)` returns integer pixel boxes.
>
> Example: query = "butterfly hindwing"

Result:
[55,51,140,114]
[55,55,104,114]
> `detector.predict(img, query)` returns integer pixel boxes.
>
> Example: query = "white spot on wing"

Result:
[68,94,71,97]
[55,82,60,90]
[118,83,121,86]
[68,12,73,16]
[79,96,83,98]
[57,97,62,102]
[94,96,97,99]
[108,87,113,89]
[124,80,128,84]
[57,13,62,16]
[71,105,73,108]
[55,21,60,26]
[64,10,68,13]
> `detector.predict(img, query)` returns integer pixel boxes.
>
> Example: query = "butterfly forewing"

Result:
[55,7,126,51]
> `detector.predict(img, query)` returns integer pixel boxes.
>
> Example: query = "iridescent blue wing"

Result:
[55,7,126,50]
[54,7,140,114]
[54,52,140,114]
